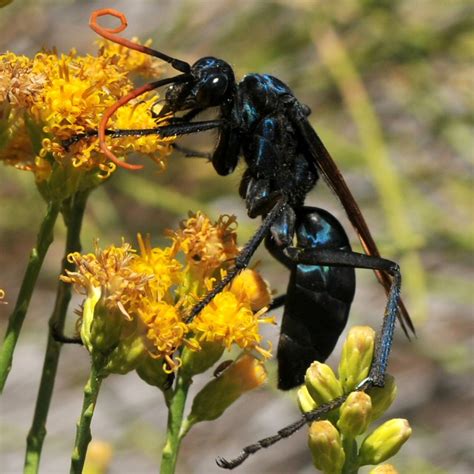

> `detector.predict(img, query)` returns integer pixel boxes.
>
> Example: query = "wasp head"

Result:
[164,57,235,112]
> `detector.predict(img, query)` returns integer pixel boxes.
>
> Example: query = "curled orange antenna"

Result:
[90,9,190,73]
[89,9,191,170]
[97,82,159,170]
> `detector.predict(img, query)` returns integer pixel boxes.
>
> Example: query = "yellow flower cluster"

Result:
[0,39,174,181]
[61,212,274,373]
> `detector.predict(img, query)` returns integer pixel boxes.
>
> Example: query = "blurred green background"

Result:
[0,0,472,473]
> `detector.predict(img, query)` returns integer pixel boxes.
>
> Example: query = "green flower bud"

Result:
[136,355,169,390]
[80,289,121,355]
[297,385,318,413]
[358,419,412,466]
[103,332,146,375]
[308,420,345,474]
[186,354,266,426]
[367,374,397,422]
[80,288,147,374]
[369,464,399,474]
[180,341,225,380]
[337,391,372,437]
[338,326,375,392]
[305,361,343,407]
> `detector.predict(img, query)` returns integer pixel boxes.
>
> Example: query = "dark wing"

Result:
[292,109,414,337]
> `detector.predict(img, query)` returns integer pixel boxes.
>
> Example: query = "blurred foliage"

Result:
[0,1,472,473]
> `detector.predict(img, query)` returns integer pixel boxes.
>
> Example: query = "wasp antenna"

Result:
[89,8,191,73]
[97,75,191,170]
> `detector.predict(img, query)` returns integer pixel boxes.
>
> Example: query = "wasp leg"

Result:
[186,196,288,323]
[172,143,211,159]
[284,247,401,387]
[217,249,403,469]
[62,120,223,149]
[50,322,83,345]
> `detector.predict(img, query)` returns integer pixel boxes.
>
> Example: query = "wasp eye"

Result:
[196,75,229,106]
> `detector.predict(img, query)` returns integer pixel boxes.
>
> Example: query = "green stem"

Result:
[24,192,89,474]
[160,375,192,474]
[341,435,359,474]
[0,201,60,392]
[70,362,104,474]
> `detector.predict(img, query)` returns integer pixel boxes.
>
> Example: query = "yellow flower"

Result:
[0,42,175,184]
[190,291,273,359]
[61,241,149,314]
[138,301,189,370]
[131,233,182,301]
[169,212,240,275]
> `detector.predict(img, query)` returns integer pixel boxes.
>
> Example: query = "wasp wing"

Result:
[293,111,414,336]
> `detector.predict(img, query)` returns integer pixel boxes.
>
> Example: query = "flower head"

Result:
[0,40,175,192]
[62,212,274,375]
[169,212,240,275]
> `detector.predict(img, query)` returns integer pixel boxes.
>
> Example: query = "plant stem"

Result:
[0,200,60,392]
[70,362,104,474]
[24,192,88,474]
[160,375,192,474]
[342,436,359,474]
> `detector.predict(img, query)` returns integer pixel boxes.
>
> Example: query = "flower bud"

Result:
[186,354,266,426]
[338,326,375,392]
[367,374,397,422]
[180,341,225,379]
[337,391,372,437]
[297,385,317,413]
[103,332,146,375]
[80,289,122,355]
[369,464,399,474]
[230,269,272,310]
[308,420,345,474]
[358,419,412,466]
[305,361,343,407]
[136,355,172,390]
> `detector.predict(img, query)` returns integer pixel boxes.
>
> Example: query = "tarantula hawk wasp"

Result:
[66,9,415,469]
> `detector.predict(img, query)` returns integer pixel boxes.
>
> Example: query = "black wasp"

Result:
[70,9,415,469]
